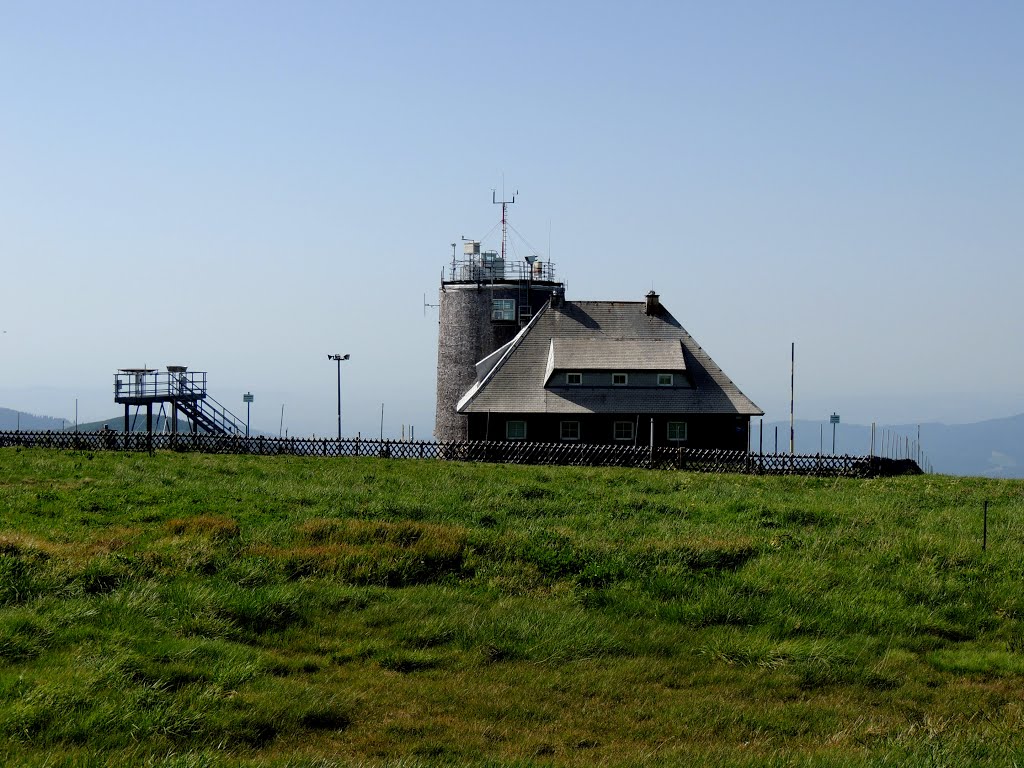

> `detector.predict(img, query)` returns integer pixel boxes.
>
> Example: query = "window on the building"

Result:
[667,421,688,442]
[492,299,515,321]
[506,420,527,440]
[612,373,628,386]
[560,421,580,441]
[566,372,582,385]
[614,421,634,441]
[658,373,673,386]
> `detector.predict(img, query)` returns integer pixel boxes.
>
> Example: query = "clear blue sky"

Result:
[2,1,1021,436]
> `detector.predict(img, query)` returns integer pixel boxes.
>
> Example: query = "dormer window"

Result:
[612,373,628,386]
[566,372,582,385]
[658,373,673,386]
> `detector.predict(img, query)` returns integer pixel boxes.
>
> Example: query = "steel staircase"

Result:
[175,385,247,436]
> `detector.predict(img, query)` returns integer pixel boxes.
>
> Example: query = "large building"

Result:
[433,210,761,448]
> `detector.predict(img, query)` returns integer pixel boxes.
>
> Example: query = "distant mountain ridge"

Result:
[755,414,1024,478]
[0,407,66,431]
[1,408,186,434]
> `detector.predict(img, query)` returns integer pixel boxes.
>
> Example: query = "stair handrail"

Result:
[195,393,247,436]
[176,380,247,436]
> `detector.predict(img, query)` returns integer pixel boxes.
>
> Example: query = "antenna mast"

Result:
[492,188,517,262]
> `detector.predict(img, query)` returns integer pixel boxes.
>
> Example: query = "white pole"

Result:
[789,342,795,455]
[649,417,655,465]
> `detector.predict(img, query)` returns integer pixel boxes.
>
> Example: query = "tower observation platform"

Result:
[114,366,246,435]
[444,243,558,286]
[435,241,565,442]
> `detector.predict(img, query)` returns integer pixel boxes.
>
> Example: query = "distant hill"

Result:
[76,415,192,433]
[1,407,189,434]
[0,407,67,431]
[756,414,1024,478]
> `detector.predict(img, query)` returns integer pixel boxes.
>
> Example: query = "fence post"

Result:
[983,500,988,551]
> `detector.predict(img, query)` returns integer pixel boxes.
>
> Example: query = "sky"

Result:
[1,1,1022,438]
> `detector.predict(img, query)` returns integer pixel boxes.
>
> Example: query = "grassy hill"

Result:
[1,448,1023,766]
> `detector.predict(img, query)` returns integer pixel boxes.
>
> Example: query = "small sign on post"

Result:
[243,392,254,437]
[830,413,840,454]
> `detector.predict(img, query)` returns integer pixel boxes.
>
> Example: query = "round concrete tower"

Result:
[434,240,562,441]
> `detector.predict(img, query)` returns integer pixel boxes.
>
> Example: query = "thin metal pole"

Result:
[832,421,836,454]
[649,417,654,464]
[380,403,384,441]
[336,358,342,442]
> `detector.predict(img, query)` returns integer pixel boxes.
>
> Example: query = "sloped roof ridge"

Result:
[456,302,549,412]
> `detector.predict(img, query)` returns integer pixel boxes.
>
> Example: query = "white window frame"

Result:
[506,420,526,440]
[613,421,634,441]
[560,420,580,441]
[658,373,673,386]
[492,299,515,321]
[566,372,582,385]
[667,421,688,442]
[612,372,628,386]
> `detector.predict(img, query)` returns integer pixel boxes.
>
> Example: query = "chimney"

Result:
[551,287,564,309]
[645,290,660,316]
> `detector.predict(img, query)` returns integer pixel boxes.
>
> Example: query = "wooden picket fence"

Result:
[0,430,919,477]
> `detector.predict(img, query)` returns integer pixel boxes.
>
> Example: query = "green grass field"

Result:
[1,447,1023,767]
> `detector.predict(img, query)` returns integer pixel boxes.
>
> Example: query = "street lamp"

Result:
[327,354,350,441]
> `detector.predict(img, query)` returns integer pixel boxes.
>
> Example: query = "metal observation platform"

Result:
[114,366,246,435]
[444,241,557,284]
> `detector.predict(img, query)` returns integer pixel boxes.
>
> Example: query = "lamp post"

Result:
[327,354,350,441]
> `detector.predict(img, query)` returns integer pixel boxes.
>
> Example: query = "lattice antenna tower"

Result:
[492,188,517,262]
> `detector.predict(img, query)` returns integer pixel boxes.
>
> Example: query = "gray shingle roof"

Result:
[551,338,686,371]
[457,300,763,416]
